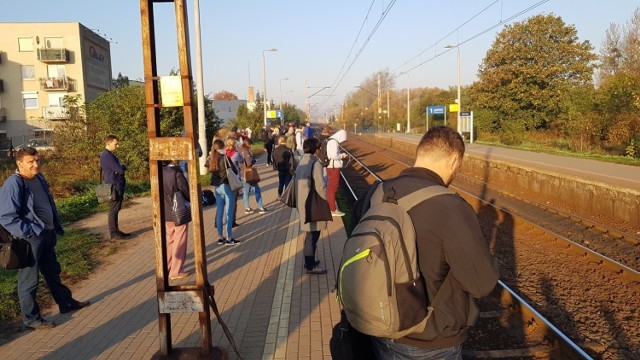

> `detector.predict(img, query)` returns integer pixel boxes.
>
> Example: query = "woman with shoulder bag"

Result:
[241,139,268,214]
[162,160,190,280]
[295,137,331,275]
[209,139,239,246]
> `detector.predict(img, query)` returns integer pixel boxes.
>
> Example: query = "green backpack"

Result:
[336,182,454,339]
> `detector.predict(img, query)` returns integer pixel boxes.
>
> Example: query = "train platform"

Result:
[0,162,346,359]
[375,132,640,191]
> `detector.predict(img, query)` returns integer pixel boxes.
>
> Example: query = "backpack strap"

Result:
[387,185,455,211]
[398,185,454,210]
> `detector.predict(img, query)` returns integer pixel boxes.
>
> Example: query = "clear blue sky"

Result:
[2,1,638,118]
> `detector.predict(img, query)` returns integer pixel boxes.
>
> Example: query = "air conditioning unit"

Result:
[37,48,69,63]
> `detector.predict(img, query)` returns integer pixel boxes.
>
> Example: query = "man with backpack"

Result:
[338,126,498,359]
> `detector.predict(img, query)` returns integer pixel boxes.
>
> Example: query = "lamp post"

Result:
[262,48,277,126]
[279,77,289,126]
[445,44,461,134]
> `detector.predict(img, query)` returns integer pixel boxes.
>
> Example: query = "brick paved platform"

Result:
[0,163,347,359]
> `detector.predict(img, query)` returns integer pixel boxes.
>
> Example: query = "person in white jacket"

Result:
[325,129,348,216]
[294,125,304,157]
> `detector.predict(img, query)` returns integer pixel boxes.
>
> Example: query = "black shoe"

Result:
[226,239,240,246]
[24,319,56,330]
[306,266,327,275]
[232,222,240,228]
[111,231,132,240]
[217,239,225,245]
[60,300,91,314]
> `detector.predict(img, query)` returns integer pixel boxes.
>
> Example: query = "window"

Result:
[21,65,35,80]
[18,37,33,52]
[47,65,66,78]
[22,92,38,109]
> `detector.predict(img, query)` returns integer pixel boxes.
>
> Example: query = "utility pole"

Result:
[377,74,381,133]
[406,75,410,133]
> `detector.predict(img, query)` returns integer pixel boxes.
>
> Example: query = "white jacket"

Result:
[327,129,347,168]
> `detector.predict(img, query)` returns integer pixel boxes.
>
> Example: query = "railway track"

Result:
[336,134,640,359]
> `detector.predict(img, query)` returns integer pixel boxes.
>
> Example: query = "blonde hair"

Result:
[226,138,236,151]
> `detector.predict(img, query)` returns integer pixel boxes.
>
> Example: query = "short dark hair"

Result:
[16,147,38,162]
[416,126,464,160]
[303,137,321,154]
[213,139,225,150]
[105,134,119,143]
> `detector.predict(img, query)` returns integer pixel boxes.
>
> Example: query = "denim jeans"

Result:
[303,231,321,270]
[242,181,264,210]
[214,183,235,239]
[277,171,292,197]
[372,337,462,360]
[18,229,76,325]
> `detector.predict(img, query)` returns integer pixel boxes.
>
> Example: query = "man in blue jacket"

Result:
[0,147,90,329]
[99,135,131,240]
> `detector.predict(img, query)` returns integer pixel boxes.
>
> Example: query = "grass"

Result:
[0,228,114,321]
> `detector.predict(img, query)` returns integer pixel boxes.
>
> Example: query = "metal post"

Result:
[193,0,207,174]
[406,75,410,133]
[262,48,277,126]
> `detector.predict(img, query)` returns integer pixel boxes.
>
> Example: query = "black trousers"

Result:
[304,231,321,270]
[108,196,123,235]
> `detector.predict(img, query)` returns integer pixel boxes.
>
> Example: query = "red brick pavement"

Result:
[0,163,347,359]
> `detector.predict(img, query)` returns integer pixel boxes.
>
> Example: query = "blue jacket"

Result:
[0,173,64,239]
[100,148,126,193]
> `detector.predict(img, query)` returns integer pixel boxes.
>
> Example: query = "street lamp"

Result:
[445,44,461,134]
[262,48,277,126]
[279,77,289,126]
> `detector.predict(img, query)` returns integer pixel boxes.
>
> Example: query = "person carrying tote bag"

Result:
[240,139,268,214]
[209,139,239,245]
[162,161,190,280]
[295,137,331,275]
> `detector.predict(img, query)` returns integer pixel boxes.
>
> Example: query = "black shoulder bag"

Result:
[1,175,36,270]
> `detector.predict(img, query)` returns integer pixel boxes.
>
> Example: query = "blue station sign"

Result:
[427,105,446,115]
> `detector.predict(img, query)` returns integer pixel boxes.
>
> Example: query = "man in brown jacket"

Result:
[371,126,499,359]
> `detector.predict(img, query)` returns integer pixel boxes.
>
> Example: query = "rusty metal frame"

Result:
[140,0,212,356]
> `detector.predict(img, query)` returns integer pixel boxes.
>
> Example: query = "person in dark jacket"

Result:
[209,139,239,245]
[99,134,131,240]
[162,161,190,280]
[295,138,329,274]
[371,126,499,359]
[261,126,274,166]
[0,147,90,329]
[272,135,295,198]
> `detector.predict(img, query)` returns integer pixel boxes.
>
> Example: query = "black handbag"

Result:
[305,162,332,223]
[0,226,35,270]
[170,171,191,226]
[330,310,375,360]
[280,175,296,208]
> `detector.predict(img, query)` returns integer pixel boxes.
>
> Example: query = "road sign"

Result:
[427,105,446,115]
[267,110,284,119]
[460,111,471,116]
[449,103,459,112]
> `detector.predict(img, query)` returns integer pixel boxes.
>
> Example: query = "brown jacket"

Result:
[383,167,499,349]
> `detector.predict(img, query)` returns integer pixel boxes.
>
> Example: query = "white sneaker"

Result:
[244,208,255,214]
[331,210,345,217]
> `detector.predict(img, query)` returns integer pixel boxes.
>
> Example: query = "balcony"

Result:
[42,106,70,120]
[0,79,3,93]
[39,76,76,92]
[37,48,70,63]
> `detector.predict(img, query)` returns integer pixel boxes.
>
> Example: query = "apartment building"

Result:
[0,22,111,148]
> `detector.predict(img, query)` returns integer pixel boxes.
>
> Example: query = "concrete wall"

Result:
[367,135,640,227]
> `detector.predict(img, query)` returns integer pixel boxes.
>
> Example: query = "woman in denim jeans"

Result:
[240,138,268,214]
[209,139,239,245]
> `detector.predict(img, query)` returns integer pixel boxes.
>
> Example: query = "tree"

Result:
[53,84,221,180]
[472,15,596,132]
[212,90,238,100]
[112,72,130,89]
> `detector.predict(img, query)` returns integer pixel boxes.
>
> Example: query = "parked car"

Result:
[15,138,56,153]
